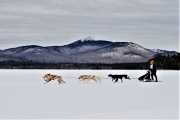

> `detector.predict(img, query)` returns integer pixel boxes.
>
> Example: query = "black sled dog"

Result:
[108,74,130,83]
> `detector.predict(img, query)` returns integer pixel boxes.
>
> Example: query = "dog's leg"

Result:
[79,79,84,82]
[99,78,102,83]
[57,79,61,84]
[60,79,65,84]
[59,78,65,83]
[121,78,123,83]
[79,79,86,83]
[86,79,90,83]
[114,78,117,83]
[86,77,92,83]
[44,79,48,82]
[56,78,61,84]
[44,80,50,84]
[44,78,52,84]
[83,78,87,83]
[93,79,97,83]
[61,79,65,83]
[58,77,65,84]
[84,79,88,83]
[98,77,102,83]
[61,80,65,84]
[92,79,96,83]
[125,76,130,80]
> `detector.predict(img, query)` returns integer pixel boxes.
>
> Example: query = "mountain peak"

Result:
[73,36,95,44]
[80,36,94,41]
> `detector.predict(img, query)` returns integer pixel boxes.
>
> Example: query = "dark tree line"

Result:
[0,53,179,70]
[147,53,180,70]
[0,60,146,69]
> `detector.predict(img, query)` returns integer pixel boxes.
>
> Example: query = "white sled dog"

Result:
[78,75,102,83]
[43,74,65,84]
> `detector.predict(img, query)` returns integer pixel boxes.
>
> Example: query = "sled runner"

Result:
[138,71,152,82]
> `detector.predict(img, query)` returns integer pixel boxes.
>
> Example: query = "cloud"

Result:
[0,0,178,51]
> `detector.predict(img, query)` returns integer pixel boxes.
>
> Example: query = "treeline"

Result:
[0,60,146,69]
[0,53,179,70]
[147,53,180,70]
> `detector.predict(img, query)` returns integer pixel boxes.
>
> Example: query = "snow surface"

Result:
[0,70,179,119]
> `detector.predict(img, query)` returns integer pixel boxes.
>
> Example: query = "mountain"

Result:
[150,49,178,57]
[0,45,75,63]
[68,42,156,63]
[0,37,178,63]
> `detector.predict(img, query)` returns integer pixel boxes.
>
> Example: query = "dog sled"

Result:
[138,71,151,82]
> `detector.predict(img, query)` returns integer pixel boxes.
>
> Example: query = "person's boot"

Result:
[155,76,158,82]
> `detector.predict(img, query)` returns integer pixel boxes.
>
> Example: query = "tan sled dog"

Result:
[78,75,91,83]
[90,76,102,83]
[43,74,65,84]
[78,75,101,83]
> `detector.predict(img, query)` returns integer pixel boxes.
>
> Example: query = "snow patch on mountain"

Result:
[150,49,178,54]
[59,45,106,55]
[34,48,48,53]
[150,49,170,53]
[124,54,142,58]
[23,48,37,53]
[72,45,102,53]
[101,48,143,59]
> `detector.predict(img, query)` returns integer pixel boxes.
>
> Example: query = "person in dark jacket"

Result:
[149,60,158,82]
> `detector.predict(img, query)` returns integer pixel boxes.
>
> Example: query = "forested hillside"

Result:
[0,53,179,70]
[146,53,180,70]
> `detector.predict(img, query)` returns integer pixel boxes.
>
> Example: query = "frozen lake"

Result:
[0,70,179,119]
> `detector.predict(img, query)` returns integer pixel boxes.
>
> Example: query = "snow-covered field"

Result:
[0,70,179,119]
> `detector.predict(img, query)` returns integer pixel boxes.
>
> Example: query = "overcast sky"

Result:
[0,0,179,51]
